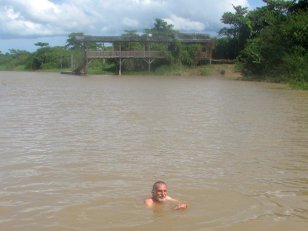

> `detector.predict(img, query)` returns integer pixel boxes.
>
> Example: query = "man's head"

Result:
[151,181,168,203]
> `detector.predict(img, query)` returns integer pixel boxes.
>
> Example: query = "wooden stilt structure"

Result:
[70,34,214,75]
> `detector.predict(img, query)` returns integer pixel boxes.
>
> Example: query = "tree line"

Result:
[0,0,307,88]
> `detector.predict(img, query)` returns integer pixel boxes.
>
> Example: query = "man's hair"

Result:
[152,181,167,193]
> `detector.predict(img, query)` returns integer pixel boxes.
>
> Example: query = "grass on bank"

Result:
[125,64,241,78]
[0,64,27,71]
[289,81,308,90]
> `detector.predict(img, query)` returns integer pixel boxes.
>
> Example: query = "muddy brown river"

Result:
[0,71,307,231]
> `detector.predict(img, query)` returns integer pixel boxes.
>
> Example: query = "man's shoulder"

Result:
[144,198,154,207]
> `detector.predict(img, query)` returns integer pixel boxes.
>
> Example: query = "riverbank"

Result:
[0,63,243,79]
[1,63,306,90]
[83,64,307,90]
[124,64,242,79]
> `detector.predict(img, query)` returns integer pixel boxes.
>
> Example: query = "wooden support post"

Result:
[144,58,154,73]
[119,43,122,76]
[85,59,88,75]
[84,50,88,75]
[119,58,122,76]
[148,42,152,73]
[209,41,213,64]
[70,53,74,69]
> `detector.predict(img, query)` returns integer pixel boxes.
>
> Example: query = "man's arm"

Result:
[166,196,188,210]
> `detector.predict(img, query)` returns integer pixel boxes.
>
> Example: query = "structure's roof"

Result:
[76,34,211,44]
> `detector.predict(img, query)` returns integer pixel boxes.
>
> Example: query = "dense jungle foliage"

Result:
[215,0,307,88]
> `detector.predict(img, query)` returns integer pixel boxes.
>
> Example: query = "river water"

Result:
[0,71,307,231]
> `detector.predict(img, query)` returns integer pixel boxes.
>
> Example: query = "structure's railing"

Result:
[87,50,211,60]
[86,50,165,59]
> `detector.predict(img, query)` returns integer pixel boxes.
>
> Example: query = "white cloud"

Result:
[165,15,205,31]
[0,0,255,51]
[122,18,140,28]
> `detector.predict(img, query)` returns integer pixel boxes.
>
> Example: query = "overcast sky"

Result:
[0,0,265,52]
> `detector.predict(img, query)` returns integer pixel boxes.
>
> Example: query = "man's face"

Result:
[153,183,168,202]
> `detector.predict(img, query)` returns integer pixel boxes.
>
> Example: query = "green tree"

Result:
[145,18,175,39]
[219,5,251,59]
[238,0,308,86]
[0,49,31,70]
[289,0,308,12]
[65,32,97,50]
[65,32,85,50]
[28,46,70,70]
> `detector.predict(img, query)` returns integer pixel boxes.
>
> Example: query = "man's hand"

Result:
[174,203,188,210]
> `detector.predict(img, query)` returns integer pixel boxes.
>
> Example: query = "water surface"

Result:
[0,71,307,230]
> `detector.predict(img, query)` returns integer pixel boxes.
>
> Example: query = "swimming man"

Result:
[144,181,188,210]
